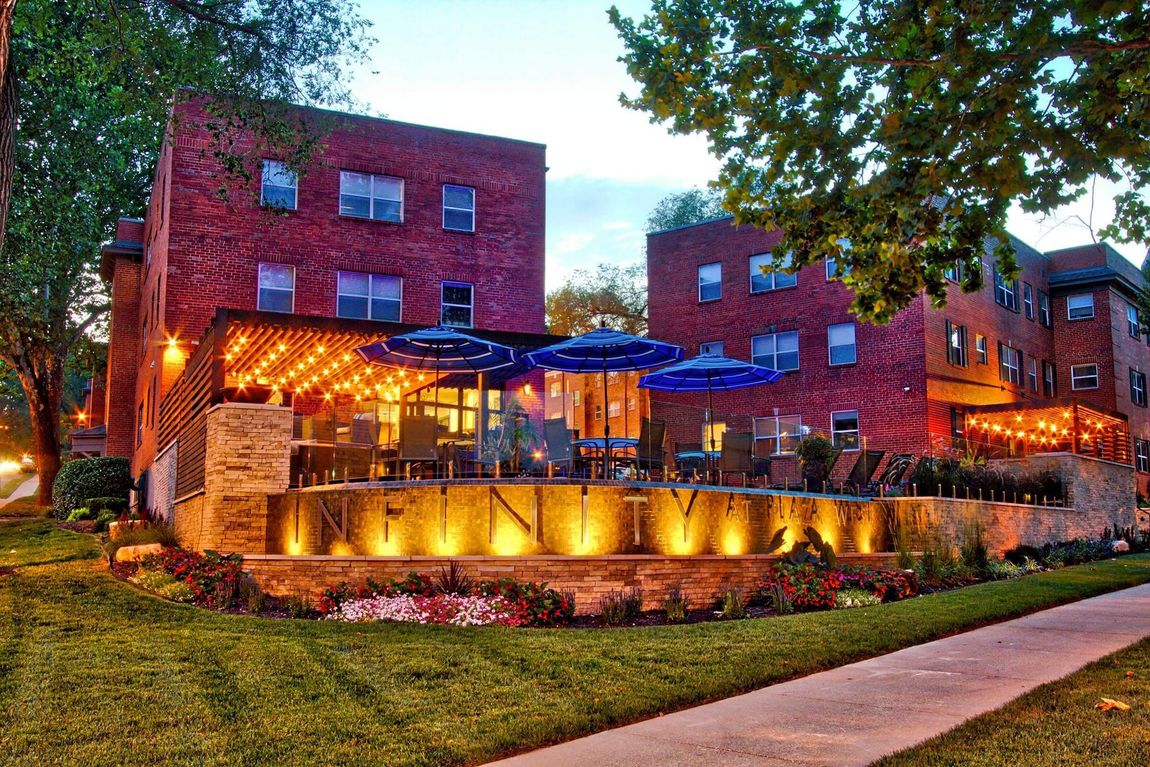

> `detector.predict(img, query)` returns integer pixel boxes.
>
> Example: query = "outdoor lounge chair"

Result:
[869,453,916,494]
[718,431,754,486]
[398,415,439,478]
[543,417,577,476]
[635,417,667,480]
[843,449,886,495]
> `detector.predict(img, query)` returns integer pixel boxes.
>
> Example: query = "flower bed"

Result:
[117,547,245,609]
[758,563,918,613]
[325,593,524,627]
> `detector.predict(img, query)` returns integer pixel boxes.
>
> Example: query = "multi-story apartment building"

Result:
[648,217,1147,490]
[99,97,553,505]
[543,369,649,440]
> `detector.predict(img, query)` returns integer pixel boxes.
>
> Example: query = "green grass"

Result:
[0,518,1148,767]
[0,496,50,518]
[875,638,1150,767]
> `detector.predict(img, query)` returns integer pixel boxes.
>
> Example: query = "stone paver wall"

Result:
[149,441,178,523]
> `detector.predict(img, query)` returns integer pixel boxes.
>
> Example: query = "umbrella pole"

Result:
[602,354,611,480]
[475,371,484,478]
[707,376,715,485]
[433,351,441,478]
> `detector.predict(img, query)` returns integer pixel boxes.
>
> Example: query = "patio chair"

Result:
[869,453,916,494]
[843,449,885,495]
[718,431,754,486]
[635,417,667,480]
[543,417,577,476]
[398,415,439,478]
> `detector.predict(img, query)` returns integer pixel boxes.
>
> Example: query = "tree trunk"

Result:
[0,0,17,248]
[15,354,63,509]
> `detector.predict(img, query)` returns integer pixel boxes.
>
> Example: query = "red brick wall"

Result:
[104,252,142,458]
[544,370,650,440]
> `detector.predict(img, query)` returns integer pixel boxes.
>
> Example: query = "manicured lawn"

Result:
[876,637,1150,767]
[0,518,1148,767]
[0,496,49,517]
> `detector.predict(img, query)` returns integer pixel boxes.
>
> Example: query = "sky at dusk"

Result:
[350,1,1146,290]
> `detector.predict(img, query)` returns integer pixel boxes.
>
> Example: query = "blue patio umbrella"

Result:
[639,353,782,473]
[524,327,684,475]
[355,327,524,469]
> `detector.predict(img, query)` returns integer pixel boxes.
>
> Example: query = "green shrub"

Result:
[599,588,643,626]
[959,522,989,573]
[796,434,835,486]
[85,497,129,514]
[663,585,688,622]
[66,507,96,522]
[92,510,119,533]
[1004,544,1044,566]
[103,524,178,563]
[719,589,746,619]
[240,577,266,613]
[51,457,131,519]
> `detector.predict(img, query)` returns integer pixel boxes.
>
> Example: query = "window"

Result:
[754,415,803,455]
[1067,293,1095,320]
[1128,304,1141,338]
[339,171,403,222]
[549,382,561,398]
[337,272,401,322]
[1043,361,1056,397]
[441,282,473,327]
[1023,283,1034,320]
[752,331,799,371]
[993,269,1019,311]
[831,410,860,451]
[260,160,297,209]
[1132,369,1147,407]
[946,321,968,367]
[827,323,856,365]
[136,401,144,446]
[702,421,726,451]
[594,404,602,420]
[1028,357,1038,392]
[1038,290,1052,327]
[825,239,851,281]
[628,397,636,411]
[997,341,1021,385]
[1071,363,1099,390]
[749,252,796,292]
[975,334,987,364]
[257,263,294,313]
[442,184,475,231]
[944,262,965,283]
[608,401,621,418]
[700,340,724,356]
[573,390,581,407]
[1137,439,1150,473]
[698,262,721,301]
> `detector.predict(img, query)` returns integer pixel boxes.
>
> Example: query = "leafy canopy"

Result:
[610,1,1150,323]
[646,187,726,232]
[546,263,648,336]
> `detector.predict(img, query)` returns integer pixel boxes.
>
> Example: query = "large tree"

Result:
[646,186,726,232]
[547,263,648,336]
[1,0,371,504]
[610,2,1150,323]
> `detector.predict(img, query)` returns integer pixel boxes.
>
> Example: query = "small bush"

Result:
[663,585,688,622]
[719,589,746,619]
[284,592,313,619]
[764,581,794,615]
[434,561,474,596]
[104,524,179,564]
[92,510,119,533]
[85,497,129,514]
[895,526,915,570]
[157,580,197,603]
[67,507,96,522]
[1004,544,1044,566]
[599,588,643,626]
[835,588,882,609]
[51,457,131,519]
[240,577,266,613]
[796,434,835,486]
[959,522,989,573]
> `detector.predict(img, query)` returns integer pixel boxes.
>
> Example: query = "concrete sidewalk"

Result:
[0,475,38,507]
[487,583,1150,767]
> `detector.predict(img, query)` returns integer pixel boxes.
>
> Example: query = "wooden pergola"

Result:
[960,398,1132,465]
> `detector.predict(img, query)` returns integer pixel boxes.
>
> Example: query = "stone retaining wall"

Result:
[243,552,899,615]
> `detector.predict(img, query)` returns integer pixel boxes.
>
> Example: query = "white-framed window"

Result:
[998,341,1021,385]
[944,263,964,283]
[607,371,620,383]
[573,390,581,407]
[257,263,295,313]
[749,252,797,293]
[700,340,724,356]
[754,415,803,455]
[752,331,799,371]
[698,262,721,301]
[825,240,851,281]
[946,321,968,367]
[549,381,561,398]
[594,404,602,420]
[1137,438,1150,473]
[1071,363,1099,390]
[627,397,636,411]
[1038,290,1052,327]
[337,271,401,322]
[339,171,403,222]
[993,269,1019,311]
[827,323,856,365]
[1043,360,1056,397]
[975,334,987,364]
[608,401,621,418]
[1023,283,1034,320]
[1067,293,1095,320]
[1128,304,1141,338]
[260,160,297,209]
[702,421,726,451]
[441,281,474,327]
[442,184,475,232]
[1132,369,1147,407]
[1028,357,1038,392]
[831,410,860,451]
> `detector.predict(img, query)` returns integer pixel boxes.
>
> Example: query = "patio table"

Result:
[573,437,639,478]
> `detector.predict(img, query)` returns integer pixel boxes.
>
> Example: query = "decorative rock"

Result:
[1111,539,1131,554]
[114,543,165,562]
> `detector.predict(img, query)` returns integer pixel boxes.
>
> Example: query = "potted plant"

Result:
[796,434,835,487]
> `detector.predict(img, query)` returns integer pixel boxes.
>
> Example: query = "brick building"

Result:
[543,369,648,440]
[647,216,1149,491]
[100,96,557,511]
